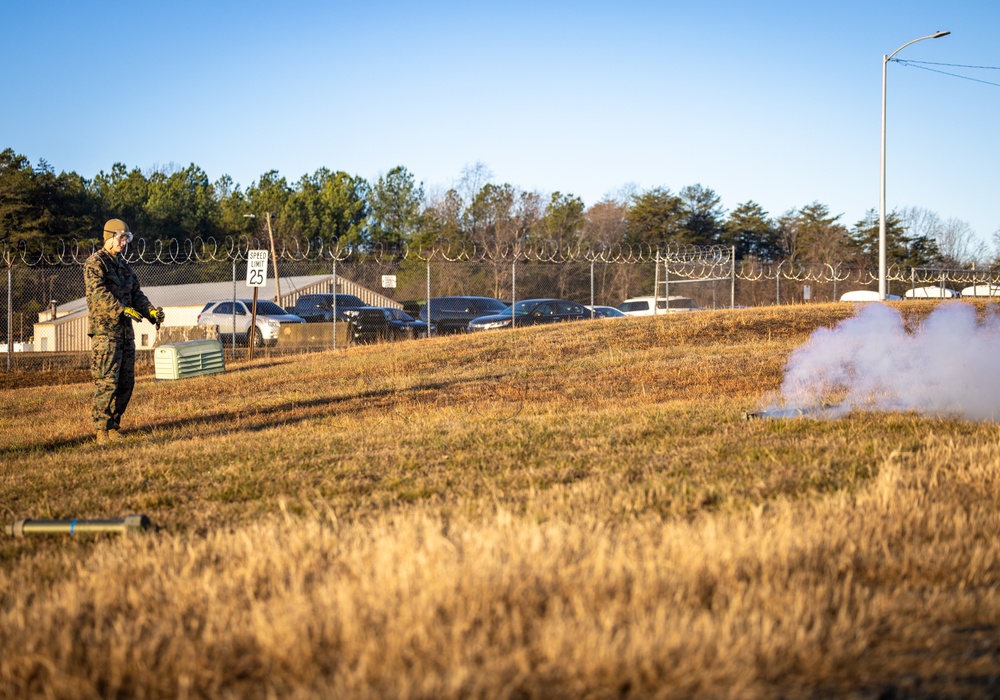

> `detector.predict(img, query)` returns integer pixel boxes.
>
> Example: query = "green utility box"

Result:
[154,339,226,380]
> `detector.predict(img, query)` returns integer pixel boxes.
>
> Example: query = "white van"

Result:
[839,290,902,302]
[617,296,700,316]
[960,284,1000,298]
[904,286,960,299]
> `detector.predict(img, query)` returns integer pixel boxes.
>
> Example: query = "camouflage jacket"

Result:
[84,249,154,338]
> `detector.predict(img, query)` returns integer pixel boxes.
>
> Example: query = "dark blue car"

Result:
[467,298,588,331]
[292,293,368,322]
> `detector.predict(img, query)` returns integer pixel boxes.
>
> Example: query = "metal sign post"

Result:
[246,249,269,361]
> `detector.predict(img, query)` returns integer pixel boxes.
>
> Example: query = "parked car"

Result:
[197,299,304,347]
[903,286,960,299]
[467,298,588,331]
[840,290,902,302]
[419,296,509,334]
[400,300,424,318]
[617,295,700,316]
[344,307,435,343]
[585,304,627,319]
[961,284,1000,297]
[291,293,368,322]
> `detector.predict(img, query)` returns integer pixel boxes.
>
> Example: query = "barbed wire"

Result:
[3,237,998,285]
[2,237,733,266]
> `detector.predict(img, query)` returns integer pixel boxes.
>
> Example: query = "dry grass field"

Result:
[1,302,999,698]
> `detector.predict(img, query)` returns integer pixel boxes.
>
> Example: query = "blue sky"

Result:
[4,1,998,247]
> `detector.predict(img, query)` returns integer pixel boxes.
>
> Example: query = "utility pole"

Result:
[245,213,282,305]
[265,213,281,304]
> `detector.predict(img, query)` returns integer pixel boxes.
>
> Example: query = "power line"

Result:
[894,59,1000,88]
[897,60,1000,70]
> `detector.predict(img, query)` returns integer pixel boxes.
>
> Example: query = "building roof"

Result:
[50,274,338,318]
[141,274,338,308]
[42,273,399,326]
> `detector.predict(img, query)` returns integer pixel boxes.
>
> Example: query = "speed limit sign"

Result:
[246,250,269,288]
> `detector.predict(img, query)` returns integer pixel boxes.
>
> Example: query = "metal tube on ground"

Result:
[743,404,833,421]
[6,514,153,537]
[743,407,810,420]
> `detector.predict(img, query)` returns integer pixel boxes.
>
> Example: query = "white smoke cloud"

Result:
[772,302,1000,421]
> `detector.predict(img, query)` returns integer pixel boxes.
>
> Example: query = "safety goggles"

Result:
[113,231,133,244]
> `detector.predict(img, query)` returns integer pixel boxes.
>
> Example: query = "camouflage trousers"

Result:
[91,334,136,430]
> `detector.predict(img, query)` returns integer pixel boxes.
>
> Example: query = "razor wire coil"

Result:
[3,237,999,285]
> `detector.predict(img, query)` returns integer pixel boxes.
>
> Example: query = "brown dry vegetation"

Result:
[1,302,998,698]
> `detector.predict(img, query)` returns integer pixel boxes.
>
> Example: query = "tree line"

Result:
[0,148,992,269]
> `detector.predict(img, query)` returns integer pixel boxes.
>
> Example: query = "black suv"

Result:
[292,293,367,322]
[345,307,434,343]
[419,296,508,334]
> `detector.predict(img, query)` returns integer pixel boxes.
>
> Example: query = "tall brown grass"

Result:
[1,302,998,698]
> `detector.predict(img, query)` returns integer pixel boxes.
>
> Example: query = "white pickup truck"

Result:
[617,296,700,316]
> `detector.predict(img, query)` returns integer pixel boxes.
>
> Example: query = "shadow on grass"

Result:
[4,372,530,455]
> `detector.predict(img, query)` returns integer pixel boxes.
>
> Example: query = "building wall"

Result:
[33,313,90,352]
[168,305,207,326]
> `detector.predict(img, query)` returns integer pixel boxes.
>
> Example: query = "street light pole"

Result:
[879,30,950,300]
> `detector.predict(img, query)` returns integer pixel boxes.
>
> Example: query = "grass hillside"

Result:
[1,303,998,698]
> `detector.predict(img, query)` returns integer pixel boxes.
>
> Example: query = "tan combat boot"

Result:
[108,429,123,442]
[96,429,109,445]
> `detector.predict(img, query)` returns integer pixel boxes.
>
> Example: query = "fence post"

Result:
[653,249,660,315]
[511,259,516,324]
[7,261,12,371]
[426,259,431,339]
[730,246,736,309]
[664,255,670,312]
[590,260,595,318]
[333,258,338,350]
[231,258,237,356]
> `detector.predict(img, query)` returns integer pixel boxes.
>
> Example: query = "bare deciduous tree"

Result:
[583,199,627,248]
[938,218,987,267]
[900,206,987,268]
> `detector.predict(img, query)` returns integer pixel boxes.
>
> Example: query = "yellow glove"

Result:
[149,307,165,329]
[123,307,143,322]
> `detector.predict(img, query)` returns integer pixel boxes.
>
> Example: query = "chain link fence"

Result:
[3,238,999,372]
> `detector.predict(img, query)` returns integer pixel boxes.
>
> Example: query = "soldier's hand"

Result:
[123,307,143,322]
[149,307,165,329]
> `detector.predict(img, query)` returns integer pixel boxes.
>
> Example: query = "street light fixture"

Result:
[879,30,950,300]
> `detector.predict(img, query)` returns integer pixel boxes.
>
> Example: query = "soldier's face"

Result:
[106,233,129,254]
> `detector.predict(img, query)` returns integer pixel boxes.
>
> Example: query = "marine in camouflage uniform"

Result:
[84,219,162,443]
